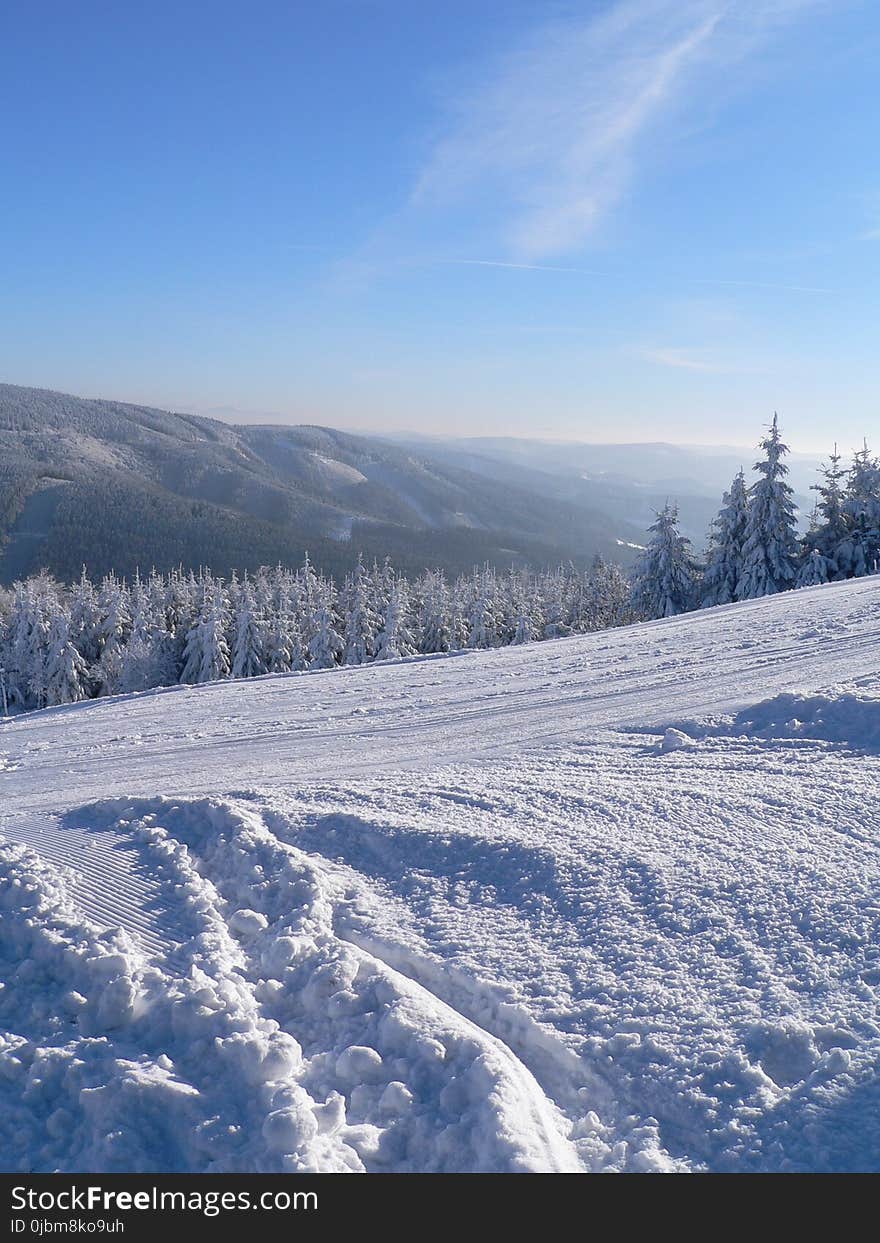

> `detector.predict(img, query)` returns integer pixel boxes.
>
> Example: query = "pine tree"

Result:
[308,581,344,669]
[44,607,89,706]
[584,557,634,629]
[796,547,833,588]
[92,574,133,695]
[180,584,231,684]
[839,442,880,577]
[230,576,267,679]
[117,576,176,693]
[163,570,198,678]
[419,571,451,653]
[805,446,848,577]
[736,414,800,600]
[541,570,572,639]
[7,577,54,709]
[702,469,749,606]
[503,568,539,644]
[467,568,501,648]
[342,556,379,665]
[630,503,699,619]
[375,579,416,661]
[68,569,101,670]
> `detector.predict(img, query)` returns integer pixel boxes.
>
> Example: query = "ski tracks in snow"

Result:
[1,797,626,1173]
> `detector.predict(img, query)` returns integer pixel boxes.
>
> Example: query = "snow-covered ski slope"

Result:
[2,576,879,1173]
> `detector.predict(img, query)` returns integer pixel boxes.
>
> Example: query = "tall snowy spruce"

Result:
[630,503,699,619]
[44,606,89,706]
[804,446,848,577]
[342,556,380,666]
[230,576,267,680]
[374,578,416,661]
[736,414,800,600]
[839,442,880,578]
[585,556,634,630]
[180,584,231,685]
[702,470,749,606]
[308,580,344,670]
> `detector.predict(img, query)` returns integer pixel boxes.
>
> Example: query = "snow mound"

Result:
[660,727,694,753]
[729,691,880,751]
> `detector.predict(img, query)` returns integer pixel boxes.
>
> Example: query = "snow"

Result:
[2,575,880,1172]
[725,690,880,749]
[307,452,368,487]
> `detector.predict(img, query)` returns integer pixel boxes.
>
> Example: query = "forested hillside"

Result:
[0,384,644,583]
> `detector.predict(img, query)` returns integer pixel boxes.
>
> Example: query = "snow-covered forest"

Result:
[631,417,879,616]
[1,418,878,712]
[0,558,637,711]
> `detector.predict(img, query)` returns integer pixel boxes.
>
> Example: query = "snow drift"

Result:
[729,690,880,750]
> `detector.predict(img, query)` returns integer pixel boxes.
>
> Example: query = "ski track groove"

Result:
[0,812,186,963]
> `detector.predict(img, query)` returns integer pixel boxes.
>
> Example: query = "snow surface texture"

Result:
[2,576,880,1172]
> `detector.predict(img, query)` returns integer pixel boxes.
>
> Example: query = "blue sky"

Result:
[1,0,877,450]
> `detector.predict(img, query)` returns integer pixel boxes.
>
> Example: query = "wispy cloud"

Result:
[416,0,821,260]
[445,259,834,295]
[640,346,723,372]
[444,258,606,275]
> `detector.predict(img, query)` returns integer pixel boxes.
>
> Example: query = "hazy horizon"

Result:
[0,378,851,459]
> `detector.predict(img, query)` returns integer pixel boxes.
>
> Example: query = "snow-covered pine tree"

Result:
[68,569,101,671]
[804,446,848,578]
[96,574,131,653]
[448,577,470,650]
[180,583,231,684]
[541,567,573,639]
[702,469,749,606]
[584,556,634,630]
[7,576,54,710]
[308,579,344,669]
[44,605,89,706]
[342,555,379,665]
[467,567,501,649]
[230,575,267,679]
[418,571,451,654]
[293,553,320,660]
[502,568,538,644]
[374,578,416,661]
[254,568,288,674]
[736,414,800,600]
[839,442,880,578]
[580,556,607,631]
[369,557,394,621]
[0,591,11,715]
[512,606,536,645]
[162,570,198,678]
[630,502,699,619]
[92,574,132,695]
[116,574,176,693]
[796,547,833,588]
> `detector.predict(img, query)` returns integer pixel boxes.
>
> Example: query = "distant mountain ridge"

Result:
[385,433,819,545]
[0,384,648,583]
